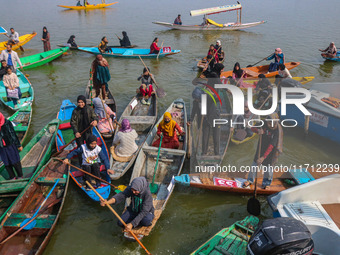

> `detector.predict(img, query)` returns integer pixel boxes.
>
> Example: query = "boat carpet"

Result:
[322,203,340,229]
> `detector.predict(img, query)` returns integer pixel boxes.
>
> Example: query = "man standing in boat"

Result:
[100,177,154,232]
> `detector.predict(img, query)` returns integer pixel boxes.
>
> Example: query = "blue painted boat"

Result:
[281,83,340,144]
[78,46,181,58]
[322,51,340,61]
[56,99,111,201]
[0,70,34,110]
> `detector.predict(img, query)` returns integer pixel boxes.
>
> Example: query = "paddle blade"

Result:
[247,197,261,216]
[156,88,166,98]
[149,183,159,194]
[246,65,253,68]
[20,218,36,230]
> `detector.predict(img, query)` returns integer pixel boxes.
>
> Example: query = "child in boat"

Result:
[63,134,114,189]
[137,67,155,105]
[98,37,112,53]
[207,44,219,63]
[319,42,337,58]
[92,97,116,135]
[3,68,22,108]
[232,62,247,87]
[152,112,184,149]
[0,112,23,180]
[150,37,160,54]
[278,64,292,79]
[267,48,285,72]
[244,113,283,189]
[0,60,10,80]
[112,119,138,157]
[100,177,154,232]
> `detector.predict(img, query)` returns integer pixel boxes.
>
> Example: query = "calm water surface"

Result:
[2,0,340,254]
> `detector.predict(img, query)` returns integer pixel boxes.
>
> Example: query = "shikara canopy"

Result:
[190,3,242,17]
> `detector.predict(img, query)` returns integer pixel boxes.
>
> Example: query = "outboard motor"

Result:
[247,217,314,255]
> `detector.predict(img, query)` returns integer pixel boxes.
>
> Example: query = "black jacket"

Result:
[70,106,98,134]
[0,119,21,148]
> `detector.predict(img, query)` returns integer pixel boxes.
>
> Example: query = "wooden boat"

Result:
[7,103,32,146]
[109,94,157,180]
[0,70,34,111]
[243,76,314,87]
[153,3,265,31]
[281,83,340,144]
[197,51,225,69]
[0,32,37,51]
[56,44,137,50]
[55,100,111,201]
[0,119,60,195]
[78,46,181,58]
[221,62,300,79]
[85,81,117,138]
[18,47,69,70]
[124,98,187,240]
[268,174,340,255]
[191,216,259,255]
[322,51,340,61]
[110,45,138,48]
[0,155,69,255]
[58,2,118,10]
[193,89,232,167]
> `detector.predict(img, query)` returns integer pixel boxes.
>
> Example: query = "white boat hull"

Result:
[153,21,266,31]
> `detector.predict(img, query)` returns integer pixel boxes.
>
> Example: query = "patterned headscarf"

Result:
[159,112,176,137]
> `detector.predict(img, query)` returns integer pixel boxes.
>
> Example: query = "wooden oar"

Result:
[52,125,92,157]
[100,98,115,134]
[115,33,121,40]
[139,56,166,98]
[156,40,164,60]
[0,199,62,245]
[247,134,262,216]
[19,68,30,77]
[246,53,273,68]
[150,134,163,194]
[235,71,246,87]
[187,122,191,159]
[56,158,126,192]
[86,181,152,255]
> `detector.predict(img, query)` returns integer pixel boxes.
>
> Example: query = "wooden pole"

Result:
[86,181,152,255]
[304,115,310,136]
[240,7,242,24]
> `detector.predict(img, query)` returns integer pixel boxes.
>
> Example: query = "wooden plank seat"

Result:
[4,213,56,229]
[35,177,67,185]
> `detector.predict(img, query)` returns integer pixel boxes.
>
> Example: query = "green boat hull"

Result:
[191,216,259,255]
[18,47,69,70]
[7,104,32,146]
[0,118,60,195]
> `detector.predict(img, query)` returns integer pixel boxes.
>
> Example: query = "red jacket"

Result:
[150,42,160,54]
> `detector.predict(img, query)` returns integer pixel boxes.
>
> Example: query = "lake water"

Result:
[2,0,340,254]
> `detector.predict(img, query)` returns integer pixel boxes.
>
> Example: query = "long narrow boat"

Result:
[0,154,70,255]
[197,51,225,69]
[78,47,181,58]
[0,32,37,51]
[124,98,187,240]
[58,2,118,10]
[322,51,340,61]
[18,47,69,70]
[221,62,300,79]
[0,70,34,110]
[268,174,340,255]
[109,94,157,180]
[55,100,111,201]
[7,103,32,146]
[57,44,137,50]
[0,119,60,195]
[85,81,117,138]
[153,3,265,31]
[243,76,314,86]
[191,216,259,255]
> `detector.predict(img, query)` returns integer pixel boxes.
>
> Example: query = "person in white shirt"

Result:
[0,44,23,72]
[278,64,292,79]
[7,28,19,45]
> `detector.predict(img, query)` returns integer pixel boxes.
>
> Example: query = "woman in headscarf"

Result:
[92,97,116,136]
[70,95,98,148]
[232,62,247,87]
[267,48,285,72]
[41,26,51,52]
[319,42,337,58]
[215,40,223,61]
[152,112,184,149]
[64,134,113,189]
[112,119,138,158]
[119,31,131,47]
[90,55,111,99]
[150,37,160,54]
[0,112,23,180]
[67,35,78,48]
[207,44,219,63]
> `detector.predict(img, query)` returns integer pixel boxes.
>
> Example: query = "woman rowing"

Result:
[152,112,184,149]
[90,55,111,99]
[232,62,247,87]
[267,48,285,72]
[112,119,138,158]
[319,42,337,58]
[150,37,160,54]
[119,31,131,47]
[92,97,116,136]
[207,44,219,63]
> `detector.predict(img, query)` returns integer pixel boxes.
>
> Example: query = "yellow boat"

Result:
[0,32,37,51]
[231,132,257,145]
[58,1,118,10]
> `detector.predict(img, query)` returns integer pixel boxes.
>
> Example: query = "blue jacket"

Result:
[267,53,284,64]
